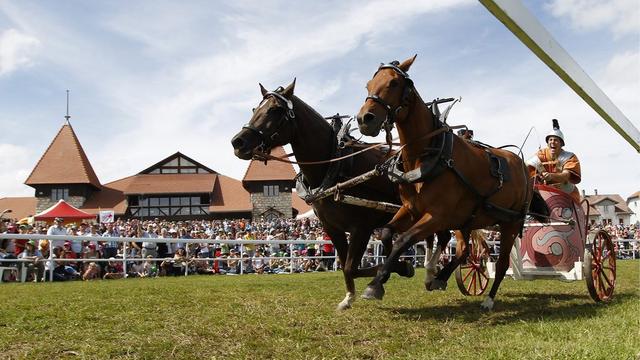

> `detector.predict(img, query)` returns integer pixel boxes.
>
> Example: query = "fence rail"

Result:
[0,234,637,283]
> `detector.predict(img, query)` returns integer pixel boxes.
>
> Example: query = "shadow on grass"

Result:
[383,291,635,325]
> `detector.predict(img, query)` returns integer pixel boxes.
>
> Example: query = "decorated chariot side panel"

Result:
[520,185,586,271]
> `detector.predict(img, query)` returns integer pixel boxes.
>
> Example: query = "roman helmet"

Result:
[545,119,565,146]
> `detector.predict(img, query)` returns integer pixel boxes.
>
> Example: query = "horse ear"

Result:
[259,83,268,96]
[398,54,417,72]
[282,78,296,99]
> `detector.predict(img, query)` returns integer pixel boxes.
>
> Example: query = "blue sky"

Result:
[0,0,638,199]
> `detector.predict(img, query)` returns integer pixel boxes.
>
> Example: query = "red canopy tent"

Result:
[34,199,96,223]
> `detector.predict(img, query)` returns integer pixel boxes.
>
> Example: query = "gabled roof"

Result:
[81,176,135,215]
[139,152,216,175]
[0,197,37,221]
[583,194,633,214]
[209,175,252,213]
[242,146,296,182]
[24,123,101,189]
[628,191,640,200]
[123,173,218,195]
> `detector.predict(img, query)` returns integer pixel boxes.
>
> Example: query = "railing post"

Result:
[48,241,53,282]
[123,240,128,277]
[289,242,294,273]
[185,242,189,276]
[239,243,244,275]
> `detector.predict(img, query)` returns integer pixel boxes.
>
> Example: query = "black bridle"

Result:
[242,87,296,154]
[365,61,415,134]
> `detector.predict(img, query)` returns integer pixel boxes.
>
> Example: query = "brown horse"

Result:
[356,55,547,310]
[231,80,447,310]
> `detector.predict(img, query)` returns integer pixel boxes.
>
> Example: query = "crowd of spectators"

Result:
[597,224,640,259]
[0,216,339,282]
[1,215,638,282]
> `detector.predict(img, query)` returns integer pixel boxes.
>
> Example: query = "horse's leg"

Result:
[335,229,372,311]
[325,229,353,311]
[423,234,434,268]
[379,226,416,278]
[481,221,521,311]
[429,229,471,290]
[425,230,451,290]
[363,213,440,300]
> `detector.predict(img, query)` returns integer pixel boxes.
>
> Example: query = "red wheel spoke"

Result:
[597,273,607,294]
[599,270,615,288]
[479,270,489,281]
[473,272,478,290]
[462,268,473,283]
[467,271,476,294]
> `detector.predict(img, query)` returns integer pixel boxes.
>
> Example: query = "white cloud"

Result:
[0,144,34,197]
[0,28,40,75]
[545,0,640,37]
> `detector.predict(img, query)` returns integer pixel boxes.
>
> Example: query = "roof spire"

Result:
[64,90,71,125]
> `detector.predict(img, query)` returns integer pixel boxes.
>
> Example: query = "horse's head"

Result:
[231,79,297,160]
[356,55,417,137]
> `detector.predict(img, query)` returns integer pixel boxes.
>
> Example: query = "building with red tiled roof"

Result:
[24,123,102,214]
[626,191,640,225]
[582,189,635,227]
[3,122,310,221]
[0,197,37,221]
[242,146,299,220]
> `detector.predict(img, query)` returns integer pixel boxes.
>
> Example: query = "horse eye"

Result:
[389,79,399,88]
[252,108,256,112]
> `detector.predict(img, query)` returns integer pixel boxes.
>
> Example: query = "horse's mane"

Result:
[292,95,331,130]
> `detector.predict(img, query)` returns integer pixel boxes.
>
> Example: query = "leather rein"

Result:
[249,86,463,166]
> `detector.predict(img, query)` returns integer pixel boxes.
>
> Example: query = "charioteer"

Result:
[527,119,582,202]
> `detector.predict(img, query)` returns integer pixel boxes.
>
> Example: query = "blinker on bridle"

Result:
[242,87,296,155]
[365,61,414,134]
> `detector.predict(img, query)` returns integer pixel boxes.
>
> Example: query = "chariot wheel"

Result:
[455,238,490,296]
[584,230,616,302]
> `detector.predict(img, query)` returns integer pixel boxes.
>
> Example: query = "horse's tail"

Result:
[529,189,550,223]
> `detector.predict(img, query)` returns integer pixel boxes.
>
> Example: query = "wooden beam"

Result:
[479,0,640,152]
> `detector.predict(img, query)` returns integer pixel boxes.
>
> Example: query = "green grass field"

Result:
[1,260,638,359]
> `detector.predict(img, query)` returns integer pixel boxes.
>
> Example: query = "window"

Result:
[263,185,279,197]
[130,194,209,218]
[179,158,194,166]
[51,188,69,201]
[165,158,179,166]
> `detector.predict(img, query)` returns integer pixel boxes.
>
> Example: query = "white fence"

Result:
[0,234,384,282]
[0,234,637,283]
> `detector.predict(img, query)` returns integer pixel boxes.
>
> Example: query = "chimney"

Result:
[594,189,598,195]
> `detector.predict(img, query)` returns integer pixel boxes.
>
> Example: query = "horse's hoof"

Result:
[425,268,437,285]
[336,301,352,311]
[480,296,495,311]
[361,285,385,300]
[426,279,447,291]
[336,293,355,311]
[403,261,415,278]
